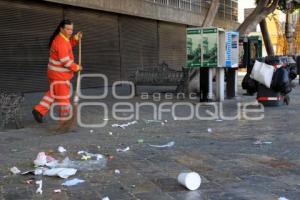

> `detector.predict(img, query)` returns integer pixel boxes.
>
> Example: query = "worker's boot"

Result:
[32,109,43,123]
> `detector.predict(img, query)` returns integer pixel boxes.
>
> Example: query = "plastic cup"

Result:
[177,172,201,190]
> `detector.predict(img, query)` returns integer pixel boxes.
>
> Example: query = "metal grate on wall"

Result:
[145,0,238,22]
[119,16,159,80]
[64,7,121,87]
[158,22,187,70]
[0,0,63,93]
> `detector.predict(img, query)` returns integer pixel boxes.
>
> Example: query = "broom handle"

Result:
[74,38,81,102]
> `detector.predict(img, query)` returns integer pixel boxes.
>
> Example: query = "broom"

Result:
[56,37,82,132]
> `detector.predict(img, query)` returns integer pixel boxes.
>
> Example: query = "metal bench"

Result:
[129,62,186,95]
[0,90,24,129]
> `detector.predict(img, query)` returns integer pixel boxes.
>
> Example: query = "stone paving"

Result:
[0,78,300,200]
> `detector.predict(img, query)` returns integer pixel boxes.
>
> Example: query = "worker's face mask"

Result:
[61,24,73,38]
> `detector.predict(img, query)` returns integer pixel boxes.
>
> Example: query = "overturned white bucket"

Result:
[177,172,201,191]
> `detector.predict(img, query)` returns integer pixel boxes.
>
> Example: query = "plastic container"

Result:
[177,172,201,191]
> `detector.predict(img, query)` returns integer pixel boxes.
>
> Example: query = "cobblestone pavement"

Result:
[0,79,300,200]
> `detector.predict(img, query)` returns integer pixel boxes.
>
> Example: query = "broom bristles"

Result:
[54,102,78,133]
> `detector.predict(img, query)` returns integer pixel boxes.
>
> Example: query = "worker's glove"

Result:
[76,65,82,72]
[71,64,82,72]
[74,31,83,40]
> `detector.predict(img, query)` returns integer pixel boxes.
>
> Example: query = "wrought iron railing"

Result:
[145,0,238,21]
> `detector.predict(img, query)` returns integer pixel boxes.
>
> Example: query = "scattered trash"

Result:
[10,166,21,175]
[112,121,137,129]
[81,155,91,160]
[278,197,289,200]
[78,151,104,161]
[102,197,110,200]
[43,168,77,179]
[62,178,85,186]
[58,146,67,153]
[207,128,212,133]
[90,130,94,133]
[21,169,36,176]
[54,189,61,193]
[97,146,101,149]
[34,167,44,175]
[108,132,113,136]
[253,140,272,145]
[115,169,120,174]
[148,141,175,148]
[164,120,168,123]
[177,171,201,191]
[116,146,130,152]
[35,180,43,194]
[131,184,136,188]
[143,119,163,124]
[34,152,47,166]
[53,157,107,171]
[33,152,56,167]
[26,179,34,184]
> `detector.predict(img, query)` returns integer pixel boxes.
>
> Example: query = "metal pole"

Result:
[208,68,213,100]
[200,0,201,13]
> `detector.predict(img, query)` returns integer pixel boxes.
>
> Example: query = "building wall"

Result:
[44,0,239,28]
[44,0,206,26]
[0,0,187,92]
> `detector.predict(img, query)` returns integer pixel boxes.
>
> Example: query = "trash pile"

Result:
[10,146,107,195]
[242,56,297,105]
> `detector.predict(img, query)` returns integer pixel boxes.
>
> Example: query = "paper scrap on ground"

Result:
[43,168,77,179]
[62,178,85,186]
[34,152,56,167]
[102,197,110,200]
[116,146,130,152]
[148,141,175,148]
[10,166,21,175]
[115,169,120,174]
[34,152,47,166]
[112,121,137,129]
[58,146,67,153]
[35,180,43,194]
[207,128,212,133]
[253,140,272,145]
[143,119,163,124]
[54,189,61,193]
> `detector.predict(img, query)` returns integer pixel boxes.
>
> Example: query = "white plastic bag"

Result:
[250,60,274,88]
[43,168,77,179]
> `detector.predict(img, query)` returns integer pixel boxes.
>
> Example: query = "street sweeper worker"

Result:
[32,19,82,123]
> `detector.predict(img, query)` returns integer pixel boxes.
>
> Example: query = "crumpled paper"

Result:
[62,178,85,186]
